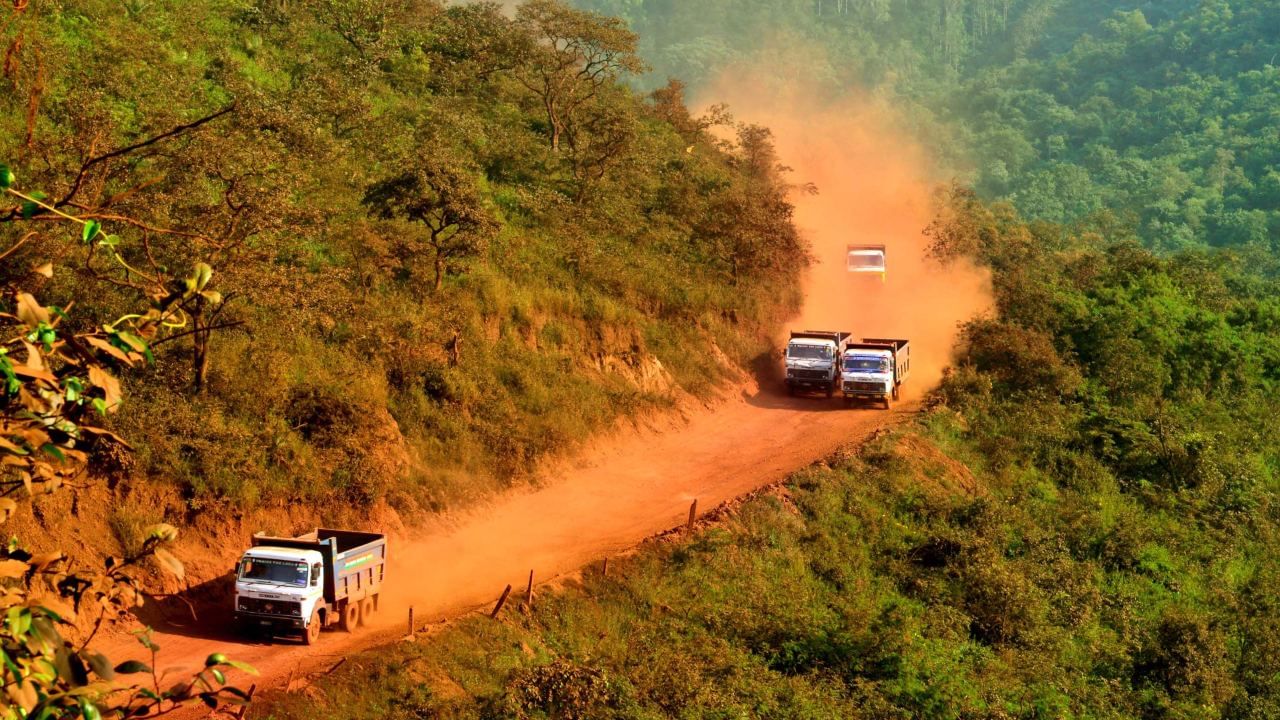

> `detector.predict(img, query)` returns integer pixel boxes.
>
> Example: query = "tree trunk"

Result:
[192,307,210,395]
[434,250,444,292]
[545,95,562,151]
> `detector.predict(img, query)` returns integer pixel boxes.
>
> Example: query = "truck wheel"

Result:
[303,611,321,645]
[339,601,361,632]
[825,382,835,398]
[892,385,900,401]
[359,597,376,626]
[883,397,891,410]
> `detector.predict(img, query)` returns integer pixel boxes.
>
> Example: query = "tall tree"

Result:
[515,0,646,152]
[362,157,499,293]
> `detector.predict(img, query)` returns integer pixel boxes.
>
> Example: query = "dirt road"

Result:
[102,383,915,709]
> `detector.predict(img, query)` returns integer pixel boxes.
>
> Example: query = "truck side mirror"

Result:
[311,563,322,587]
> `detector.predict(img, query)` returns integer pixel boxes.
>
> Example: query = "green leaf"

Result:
[82,220,102,243]
[205,652,228,668]
[63,376,84,403]
[87,652,115,680]
[0,164,14,189]
[211,667,225,684]
[113,660,152,674]
[79,697,103,720]
[193,262,213,289]
[146,523,178,542]
[21,191,46,219]
[225,659,259,676]
[153,547,184,579]
[98,234,121,248]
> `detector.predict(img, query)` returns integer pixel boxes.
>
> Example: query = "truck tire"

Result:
[303,611,321,645]
[359,597,376,626]
[826,380,835,398]
[892,385,900,401]
[339,601,361,632]
[883,397,891,410]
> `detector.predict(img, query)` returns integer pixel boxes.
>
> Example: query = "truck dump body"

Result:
[789,330,852,345]
[251,529,387,605]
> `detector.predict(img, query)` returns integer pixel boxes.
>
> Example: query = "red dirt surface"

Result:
[101,384,917,710]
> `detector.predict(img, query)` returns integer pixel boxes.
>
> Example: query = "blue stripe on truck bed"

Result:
[344,553,375,570]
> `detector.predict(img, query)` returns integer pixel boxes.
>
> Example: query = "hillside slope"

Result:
[260,188,1280,720]
[0,0,807,529]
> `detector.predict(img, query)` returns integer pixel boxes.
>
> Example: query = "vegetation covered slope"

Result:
[0,0,807,516]
[577,0,1280,252]
[260,191,1280,720]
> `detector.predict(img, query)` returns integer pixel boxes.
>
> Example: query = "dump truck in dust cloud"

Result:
[847,245,886,279]
[784,330,851,397]
[842,339,910,409]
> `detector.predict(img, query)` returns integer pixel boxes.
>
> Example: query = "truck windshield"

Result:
[848,253,885,270]
[788,345,830,360]
[239,558,308,587]
[846,357,890,372]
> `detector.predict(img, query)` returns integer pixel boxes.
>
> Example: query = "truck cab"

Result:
[785,331,851,397]
[235,547,324,638]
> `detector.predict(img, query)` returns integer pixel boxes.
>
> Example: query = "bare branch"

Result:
[59,104,236,207]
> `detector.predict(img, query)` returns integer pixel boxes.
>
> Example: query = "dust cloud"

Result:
[700,77,992,390]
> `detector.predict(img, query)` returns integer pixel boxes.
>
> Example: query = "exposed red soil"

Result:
[99,381,918,713]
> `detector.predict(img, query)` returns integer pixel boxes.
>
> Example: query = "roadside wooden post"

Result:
[490,584,513,619]
[687,499,698,532]
[408,606,415,638]
[601,557,608,577]
[235,684,257,719]
[525,569,535,612]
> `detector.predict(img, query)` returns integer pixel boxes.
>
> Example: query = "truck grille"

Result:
[845,381,883,393]
[238,597,302,616]
[793,369,829,380]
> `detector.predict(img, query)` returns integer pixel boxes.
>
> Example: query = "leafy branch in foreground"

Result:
[0,163,253,718]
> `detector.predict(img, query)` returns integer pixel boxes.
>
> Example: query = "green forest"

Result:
[5,0,1280,717]
[581,0,1280,251]
[264,2,1280,719]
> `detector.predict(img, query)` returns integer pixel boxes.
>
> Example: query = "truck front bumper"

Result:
[235,611,307,631]
[843,382,888,398]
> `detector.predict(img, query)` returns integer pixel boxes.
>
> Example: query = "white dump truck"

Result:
[234,528,387,645]
[842,338,910,408]
[847,244,886,278]
[785,331,851,397]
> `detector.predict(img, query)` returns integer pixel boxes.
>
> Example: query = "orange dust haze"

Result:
[700,75,992,390]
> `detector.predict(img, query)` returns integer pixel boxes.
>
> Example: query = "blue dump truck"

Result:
[234,528,387,645]
[841,338,910,409]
